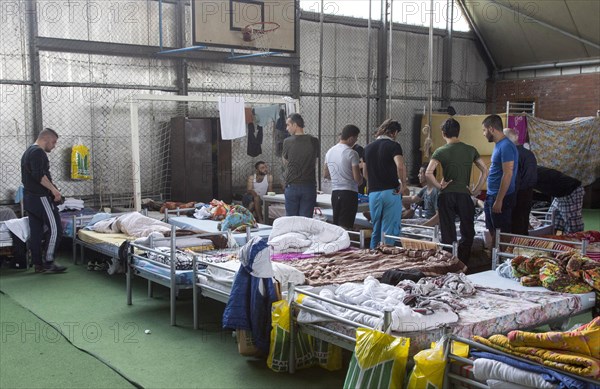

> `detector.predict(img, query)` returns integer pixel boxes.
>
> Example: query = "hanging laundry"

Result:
[218,96,246,140]
[244,107,254,124]
[253,105,280,127]
[275,108,289,157]
[247,122,263,157]
[508,115,528,145]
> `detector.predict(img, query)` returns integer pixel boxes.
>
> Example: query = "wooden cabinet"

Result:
[170,117,232,203]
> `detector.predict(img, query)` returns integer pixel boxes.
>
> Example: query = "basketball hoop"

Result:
[242,22,280,53]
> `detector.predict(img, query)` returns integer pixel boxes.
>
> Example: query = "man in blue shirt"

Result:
[504,128,537,235]
[482,115,518,245]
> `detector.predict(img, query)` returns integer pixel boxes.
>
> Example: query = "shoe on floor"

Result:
[42,262,67,274]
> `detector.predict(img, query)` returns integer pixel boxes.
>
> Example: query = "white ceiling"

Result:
[459,0,600,70]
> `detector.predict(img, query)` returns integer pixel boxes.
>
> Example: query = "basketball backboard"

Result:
[192,0,297,53]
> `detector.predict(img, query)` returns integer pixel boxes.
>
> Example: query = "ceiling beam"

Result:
[455,0,497,71]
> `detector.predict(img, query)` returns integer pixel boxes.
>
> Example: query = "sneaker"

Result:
[42,262,67,274]
[34,264,46,273]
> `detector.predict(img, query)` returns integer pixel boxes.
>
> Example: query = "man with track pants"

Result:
[21,128,67,273]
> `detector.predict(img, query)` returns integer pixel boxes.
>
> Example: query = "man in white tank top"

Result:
[243,161,273,223]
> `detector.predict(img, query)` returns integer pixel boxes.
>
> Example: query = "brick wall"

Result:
[486,73,600,121]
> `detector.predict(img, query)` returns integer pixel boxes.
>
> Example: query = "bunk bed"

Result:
[287,233,595,370]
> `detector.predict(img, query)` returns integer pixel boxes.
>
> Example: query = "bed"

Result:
[189,229,368,330]
[127,227,219,326]
[261,193,370,224]
[287,233,596,372]
[164,207,272,245]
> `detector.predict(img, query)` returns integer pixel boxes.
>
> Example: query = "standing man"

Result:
[352,143,367,195]
[426,118,487,263]
[21,128,66,273]
[504,128,537,235]
[242,161,273,223]
[364,119,407,249]
[482,115,518,245]
[535,166,585,233]
[282,113,320,218]
[324,125,363,229]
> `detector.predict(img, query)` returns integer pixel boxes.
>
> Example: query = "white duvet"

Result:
[91,212,173,238]
[297,276,459,332]
[268,216,350,255]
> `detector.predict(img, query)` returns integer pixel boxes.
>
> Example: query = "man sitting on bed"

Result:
[242,161,273,224]
[402,163,439,226]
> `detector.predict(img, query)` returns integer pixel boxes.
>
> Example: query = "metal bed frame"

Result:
[71,211,143,265]
[491,229,588,270]
[442,334,599,389]
[189,229,368,330]
[287,236,459,371]
[127,226,226,326]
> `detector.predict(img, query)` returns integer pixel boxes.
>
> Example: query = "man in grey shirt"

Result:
[282,113,320,218]
[324,125,364,229]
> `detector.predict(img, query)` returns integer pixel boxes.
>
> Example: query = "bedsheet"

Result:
[298,271,591,357]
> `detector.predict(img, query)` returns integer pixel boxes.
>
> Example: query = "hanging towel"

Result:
[283,96,297,115]
[218,96,246,140]
[253,105,280,127]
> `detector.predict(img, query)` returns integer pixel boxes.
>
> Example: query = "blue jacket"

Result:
[222,238,277,355]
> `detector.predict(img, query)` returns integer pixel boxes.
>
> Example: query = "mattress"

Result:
[167,216,272,245]
[77,229,134,246]
[297,272,591,357]
[468,270,596,311]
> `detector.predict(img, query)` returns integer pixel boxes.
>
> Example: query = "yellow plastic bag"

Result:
[406,339,469,389]
[343,328,410,389]
[267,300,314,372]
[71,144,91,180]
[313,338,342,371]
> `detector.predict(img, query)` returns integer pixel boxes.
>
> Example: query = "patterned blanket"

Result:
[474,317,600,379]
[528,115,600,186]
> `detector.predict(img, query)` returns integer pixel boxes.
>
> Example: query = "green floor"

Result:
[0,255,346,389]
[1,210,597,388]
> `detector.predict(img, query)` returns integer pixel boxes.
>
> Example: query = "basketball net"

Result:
[242,22,280,53]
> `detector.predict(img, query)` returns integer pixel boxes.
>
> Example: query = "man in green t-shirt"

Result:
[425,118,487,264]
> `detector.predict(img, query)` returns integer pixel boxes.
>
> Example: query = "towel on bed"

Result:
[473,358,557,389]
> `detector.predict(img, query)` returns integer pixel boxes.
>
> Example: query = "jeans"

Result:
[368,189,402,249]
[284,184,317,218]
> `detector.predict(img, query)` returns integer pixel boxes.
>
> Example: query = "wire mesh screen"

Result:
[0,85,34,203]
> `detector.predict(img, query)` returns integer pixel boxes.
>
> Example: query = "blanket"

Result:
[507,317,600,360]
[268,216,350,255]
[91,212,172,238]
[528,115,600,187]
[285,246,466,286]
[297,276,459,332]
[473,334,600,379]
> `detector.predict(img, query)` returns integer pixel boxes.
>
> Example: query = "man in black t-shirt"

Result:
[534,167,584,233]
[364,119,407,249]
[21,128,66,273]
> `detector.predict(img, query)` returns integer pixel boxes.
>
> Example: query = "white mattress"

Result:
[167,216,272,245]
[467,270,596,311]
